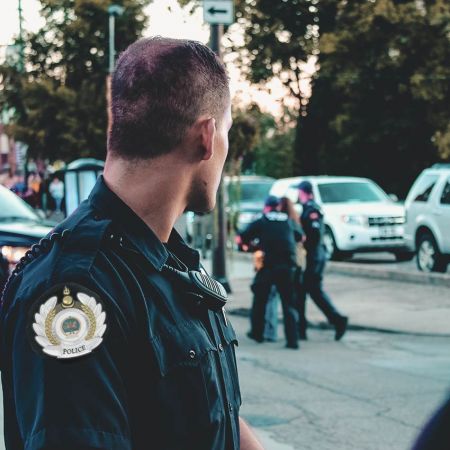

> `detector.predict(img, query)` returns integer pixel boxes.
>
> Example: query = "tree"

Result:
[230,0,340,175]
[229,0,450,195]
[301,0,450,195]
[0,0,150,162]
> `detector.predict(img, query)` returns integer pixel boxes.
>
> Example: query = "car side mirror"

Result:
[389,194,399,202]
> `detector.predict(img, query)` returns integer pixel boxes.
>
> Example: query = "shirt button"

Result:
[189,350,196,359]
[228,402,233,413]
[218,344,224,352]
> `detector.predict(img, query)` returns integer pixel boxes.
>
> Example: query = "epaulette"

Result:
[1,230,70,302]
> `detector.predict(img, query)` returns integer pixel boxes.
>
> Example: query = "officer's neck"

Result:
[104,153,193,243]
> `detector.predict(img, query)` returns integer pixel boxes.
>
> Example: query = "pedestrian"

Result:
[262,196,305,342]
[240,195,303,349]
[49,176,65,213]
[0,37,263,450]
[27,172,42,208]
[296,180,348,340]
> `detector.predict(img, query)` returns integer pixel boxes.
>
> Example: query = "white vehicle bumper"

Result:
[334,224,407,252]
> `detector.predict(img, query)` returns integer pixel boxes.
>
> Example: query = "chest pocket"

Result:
[147,322,226,437]
[217,316,242,409]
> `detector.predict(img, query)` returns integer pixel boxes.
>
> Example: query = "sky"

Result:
[0,0,310,116]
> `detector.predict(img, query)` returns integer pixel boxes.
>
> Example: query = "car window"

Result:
[440,179,450,205]
[317,182,388,203]
[227,181,273,205]
[0,186,41,222]
[411,174,439,202]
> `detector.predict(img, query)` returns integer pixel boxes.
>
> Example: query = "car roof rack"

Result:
[431,163,450,169]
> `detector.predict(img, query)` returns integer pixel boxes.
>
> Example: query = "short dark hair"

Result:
[108,37,229,159]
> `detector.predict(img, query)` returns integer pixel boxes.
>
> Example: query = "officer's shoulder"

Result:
[264,212,288,222]
[2,203,112,310]
[306,201,323,215]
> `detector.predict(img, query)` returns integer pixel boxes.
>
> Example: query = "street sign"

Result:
[203,0,234,25]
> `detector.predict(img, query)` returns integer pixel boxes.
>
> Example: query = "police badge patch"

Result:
[32,285,106,359]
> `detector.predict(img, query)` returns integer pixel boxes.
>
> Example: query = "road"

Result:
[234,316,450,450]
[204,250,432,280]
[1,255,449,449]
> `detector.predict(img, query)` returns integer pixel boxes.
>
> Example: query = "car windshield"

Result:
[0,187,41,222]
[228,181,273,204]
[318,182,389,203]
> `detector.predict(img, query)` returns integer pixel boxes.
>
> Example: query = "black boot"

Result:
[247,331,264,343]
[299,329,308,341]
[334,316,348,341]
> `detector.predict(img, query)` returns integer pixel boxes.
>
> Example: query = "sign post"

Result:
[204,1,234,293]
[204,1,234,25]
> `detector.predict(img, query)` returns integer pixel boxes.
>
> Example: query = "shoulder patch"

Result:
[31,283,106,359]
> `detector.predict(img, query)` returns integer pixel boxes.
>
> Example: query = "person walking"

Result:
[263,196,305,342]
[49,176,65,213]
[0,37,263,450]
[240,195,303,349]
[296,181,348,341]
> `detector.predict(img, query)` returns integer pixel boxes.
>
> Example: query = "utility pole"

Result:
[209,23,231,293]
[106,5,124,133]
[18,0,24,72]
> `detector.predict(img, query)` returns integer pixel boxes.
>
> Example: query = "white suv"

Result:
[270,176,410,260]
[404,164,450,273]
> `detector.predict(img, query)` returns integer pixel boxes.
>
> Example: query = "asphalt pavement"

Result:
[209,251,450,448]
[0,252,449,449]
[235,316,450,450]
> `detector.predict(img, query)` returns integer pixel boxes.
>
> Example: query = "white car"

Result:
[270,176,410,261]
[404,164,450,273]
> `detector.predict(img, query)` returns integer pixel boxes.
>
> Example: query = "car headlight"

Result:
[341,215,367,226]
[1,246,29,265]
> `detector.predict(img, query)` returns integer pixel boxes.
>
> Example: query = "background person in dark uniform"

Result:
[0,37,263,450]
[296,181,348,341]
[240,195,303,349]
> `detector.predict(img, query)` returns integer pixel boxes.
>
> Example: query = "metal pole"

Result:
[210,24,231,293]
[108,13,115,74]
[18,0,24,72]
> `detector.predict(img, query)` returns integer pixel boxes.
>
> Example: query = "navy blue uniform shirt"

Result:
[300,200,325,258]
[239,211,303,267]
[0,176,241,450]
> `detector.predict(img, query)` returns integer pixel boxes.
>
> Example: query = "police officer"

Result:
[240,196,303,349]
[296,181,348,341]
[0,37,263,450]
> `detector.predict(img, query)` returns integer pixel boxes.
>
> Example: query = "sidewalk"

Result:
[226,274,450,337]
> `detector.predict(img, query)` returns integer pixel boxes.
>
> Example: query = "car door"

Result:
[435,176,450,254]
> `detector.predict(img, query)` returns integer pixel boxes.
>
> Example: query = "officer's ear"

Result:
[198,117,216,161]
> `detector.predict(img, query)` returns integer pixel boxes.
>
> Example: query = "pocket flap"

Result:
[150,325,217,376]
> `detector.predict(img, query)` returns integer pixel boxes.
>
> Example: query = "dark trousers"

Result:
[297,257,341,334]
[251,265,298,346]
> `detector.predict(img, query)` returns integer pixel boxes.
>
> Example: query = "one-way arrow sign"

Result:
[204,1,234,25]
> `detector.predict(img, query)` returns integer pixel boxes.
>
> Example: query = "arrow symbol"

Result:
[208,6,227,15]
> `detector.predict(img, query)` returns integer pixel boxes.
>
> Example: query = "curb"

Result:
[326,261,450,288]
[228,307,450,338]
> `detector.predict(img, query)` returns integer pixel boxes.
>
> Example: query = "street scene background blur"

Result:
[1,1,449,449]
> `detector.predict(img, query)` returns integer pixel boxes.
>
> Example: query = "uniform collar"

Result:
[88,176,199,271]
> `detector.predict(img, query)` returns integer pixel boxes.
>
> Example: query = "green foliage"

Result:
[228,107,260,164]
[228,0,450,195]
[231,103,295,179]
[301,0,450,195]
[0,0,150,162]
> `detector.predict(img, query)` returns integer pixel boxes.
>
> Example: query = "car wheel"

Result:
[323,227,337,260]
[416,233,447,273]
[323,227,351,261]
[393,251,414,262]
